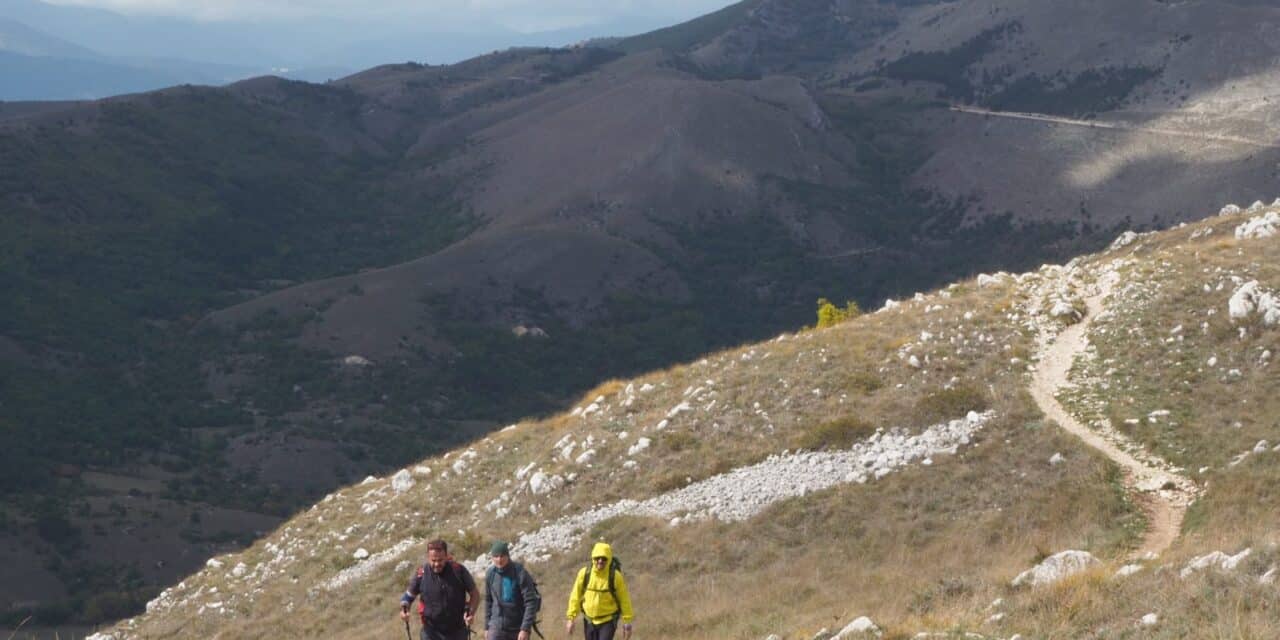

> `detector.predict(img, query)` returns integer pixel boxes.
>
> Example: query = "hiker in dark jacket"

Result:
[400,539,481,640]
[484,541,542,640]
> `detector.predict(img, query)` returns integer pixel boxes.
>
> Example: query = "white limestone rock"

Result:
[1114,564,1143,578]
[1236,211,1280,240]
[391,469,415,494]
[353,548,370,560]
[1140,613,1159,627]
[1012,550,1099,587]
[1229,281,1280,325]
[529,471,565,496]
[1219,204,1243,216]
[342,354,373,367]
[1049,299,1080,320]
[835,616,881,638]
[1181,548,1252,578]
[1109,231,1139,250]
[452,450,478,474]
[627,438,652,457]
[977,273,1006,287]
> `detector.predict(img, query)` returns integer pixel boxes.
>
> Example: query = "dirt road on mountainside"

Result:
[950,105,1280,150]
[1028,274,1199,559]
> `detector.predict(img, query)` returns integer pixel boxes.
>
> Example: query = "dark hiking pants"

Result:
[486,628,522,640]
[421,626,469,640]
[583,619,617,640]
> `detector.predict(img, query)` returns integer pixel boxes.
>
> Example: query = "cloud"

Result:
[42,0,732,30]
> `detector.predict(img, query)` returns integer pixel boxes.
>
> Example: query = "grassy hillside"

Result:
[82,202,1280,639]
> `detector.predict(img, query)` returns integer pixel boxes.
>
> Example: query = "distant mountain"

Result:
[0,17,97,59]
[0,15,345,99]
[0,0,678,71]
[0,49,192,100]
[0,0,275,67]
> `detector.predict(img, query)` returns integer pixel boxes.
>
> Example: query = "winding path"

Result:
[1028,275,1199,558]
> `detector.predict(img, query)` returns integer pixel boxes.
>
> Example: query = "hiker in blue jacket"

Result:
[485,541,542,640]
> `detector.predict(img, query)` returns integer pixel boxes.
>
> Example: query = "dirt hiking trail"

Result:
[1029,274,1199,559]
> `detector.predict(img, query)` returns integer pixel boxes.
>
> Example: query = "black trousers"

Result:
[584,619,617,640]
[421,626,469,640]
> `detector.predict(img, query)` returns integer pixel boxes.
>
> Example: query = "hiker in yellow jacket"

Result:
[564,542,634,640]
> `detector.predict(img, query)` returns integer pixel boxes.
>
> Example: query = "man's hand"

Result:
[564,618,575,637]
[399,607,410,622]
[517,630,530,640]
[463,610,475,627]
[621,623,633,640]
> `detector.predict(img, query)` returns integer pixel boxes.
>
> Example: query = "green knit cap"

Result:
[489,541,511,557]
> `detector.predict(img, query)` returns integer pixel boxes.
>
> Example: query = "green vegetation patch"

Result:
[881,22,1022,101]
[984,66,1162,117]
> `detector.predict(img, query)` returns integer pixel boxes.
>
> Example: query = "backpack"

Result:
[576,557,622,622]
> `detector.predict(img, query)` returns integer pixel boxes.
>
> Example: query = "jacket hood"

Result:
[590,542,613,568]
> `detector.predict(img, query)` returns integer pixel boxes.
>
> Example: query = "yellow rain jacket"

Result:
[565,542,634,624]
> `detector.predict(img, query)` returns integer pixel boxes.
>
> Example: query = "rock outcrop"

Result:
[1012,550,1100,587]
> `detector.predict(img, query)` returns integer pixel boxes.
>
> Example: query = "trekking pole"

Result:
[403,618,412,640]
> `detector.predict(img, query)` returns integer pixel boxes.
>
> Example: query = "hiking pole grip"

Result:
[404,617,413,640]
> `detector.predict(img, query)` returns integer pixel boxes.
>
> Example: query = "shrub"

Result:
[915,384,989,424]
[816,298,862,329]
[651,472,689,493]
[843,370,884,393]
[659,432,697,453]
[83,591,144,624]
[454,529,486,557]
[795,416,875,451]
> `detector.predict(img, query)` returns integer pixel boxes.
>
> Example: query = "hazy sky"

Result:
[42,0,734,31]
